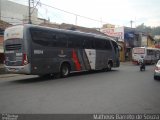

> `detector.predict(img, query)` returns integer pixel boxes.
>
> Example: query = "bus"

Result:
[4,24,120,77]
[132,47,160,65]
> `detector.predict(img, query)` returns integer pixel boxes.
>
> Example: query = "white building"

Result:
[0,0,40,25]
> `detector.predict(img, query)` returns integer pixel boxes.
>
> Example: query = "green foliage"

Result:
[136,23,160,36]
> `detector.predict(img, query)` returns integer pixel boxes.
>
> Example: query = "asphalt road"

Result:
[0,63,160,114]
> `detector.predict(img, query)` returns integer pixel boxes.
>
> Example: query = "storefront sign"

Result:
[100,27,124,40]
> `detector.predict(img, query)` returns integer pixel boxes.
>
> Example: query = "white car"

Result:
[154,60,160,80]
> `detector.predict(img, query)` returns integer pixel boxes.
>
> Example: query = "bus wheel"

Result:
[60,63,70,78]
[107,63,112,71]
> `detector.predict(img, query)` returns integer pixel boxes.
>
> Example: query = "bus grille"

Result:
[6,44,22,50]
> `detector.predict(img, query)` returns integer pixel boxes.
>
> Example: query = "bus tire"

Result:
[107,62,112,71]
[60,63,70,78]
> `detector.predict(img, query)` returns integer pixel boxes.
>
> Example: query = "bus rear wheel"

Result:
[107,63,112,71]
[60,63,70,78]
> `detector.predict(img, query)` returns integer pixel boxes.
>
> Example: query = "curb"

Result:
[0,64,21,78]
[0,74,20,78]
[120,62,132,64]
[0,68,6,75]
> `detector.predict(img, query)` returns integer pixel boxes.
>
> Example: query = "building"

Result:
[0,20,11,63]
[101,26,155,61]
[0,0,39,24]
[154,35,160,48]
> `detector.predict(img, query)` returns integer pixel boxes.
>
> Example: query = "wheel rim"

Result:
[62,65,69,76]
[108,63,111,70]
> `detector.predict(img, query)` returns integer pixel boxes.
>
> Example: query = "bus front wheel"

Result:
[60,63,70,78]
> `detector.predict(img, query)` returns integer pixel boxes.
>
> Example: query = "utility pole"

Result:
[130,20,134,28]
[28,0,32,24]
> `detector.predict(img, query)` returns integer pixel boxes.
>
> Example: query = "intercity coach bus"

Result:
[4,24,120,77]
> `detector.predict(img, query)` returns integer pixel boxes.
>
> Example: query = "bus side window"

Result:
[105,40,112,50]
[49,34,57,47]
[75,36,84,48]
[111,41,118,53]
[95,39,106,50]
[67,35,84,48]
[56,34,68,48]
[30,29,57,47]
[83,39,94,49]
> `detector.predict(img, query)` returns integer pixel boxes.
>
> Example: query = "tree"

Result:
[136,24,160,36]
[136,23,151,33]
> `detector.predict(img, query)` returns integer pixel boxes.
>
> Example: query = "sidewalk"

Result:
[120,61,133,65]
[0,64,5,74]
[0,64,20,78]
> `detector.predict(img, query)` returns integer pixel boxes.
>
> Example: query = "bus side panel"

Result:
[30,45,62,75]
[30,47,94,75]
[84,49,96,70]
[95,50,108,70]
[81,49,91,70]
[72,49,91,71]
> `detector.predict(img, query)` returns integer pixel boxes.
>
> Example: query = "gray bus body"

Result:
[4,24,120,76]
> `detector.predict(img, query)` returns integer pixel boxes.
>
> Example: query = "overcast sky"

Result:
[10,0,160,28]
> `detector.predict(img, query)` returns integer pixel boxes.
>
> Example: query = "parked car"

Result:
[154,60,160,80]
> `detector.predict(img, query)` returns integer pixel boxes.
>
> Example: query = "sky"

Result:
[10,0,160,28]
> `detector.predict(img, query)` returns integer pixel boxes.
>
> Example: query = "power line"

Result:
[40,2,108,24]
[8,0,116,27]
[5,1,122,27]
[37,10,45,19]
[31,0,40,14]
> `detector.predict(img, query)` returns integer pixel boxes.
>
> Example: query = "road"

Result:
[0,63,160,113]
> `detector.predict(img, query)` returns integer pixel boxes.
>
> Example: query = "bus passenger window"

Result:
[68,35,84,48]
[95,39,106,50]
[56,34,68,47]
[83,39,94,49]
[30,29,56,47]
[105,40,112,50]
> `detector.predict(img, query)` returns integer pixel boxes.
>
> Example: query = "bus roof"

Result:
[22,24,117,42]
